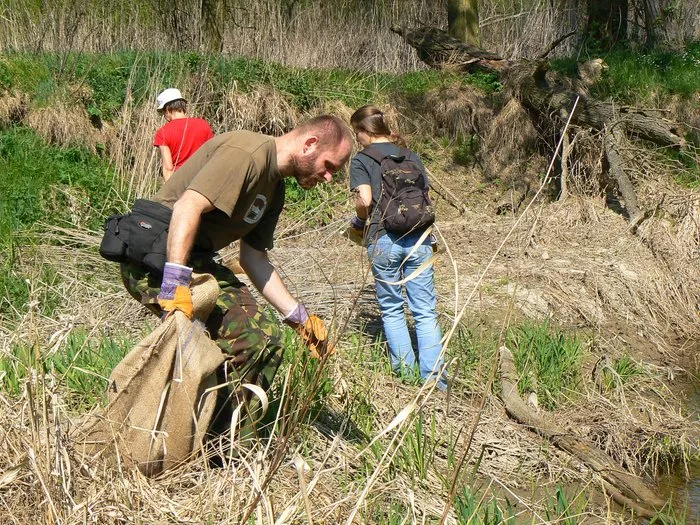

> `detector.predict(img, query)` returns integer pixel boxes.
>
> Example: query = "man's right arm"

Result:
[167,189,215,264]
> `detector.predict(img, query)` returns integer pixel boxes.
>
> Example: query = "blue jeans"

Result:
[368,232,447,390]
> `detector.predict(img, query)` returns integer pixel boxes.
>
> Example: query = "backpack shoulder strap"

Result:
[397,147,414,160]
[358,145,407,164]
[357,145,386,164]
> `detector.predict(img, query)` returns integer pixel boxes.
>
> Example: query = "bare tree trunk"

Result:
[447,0,480,47]
[201,0,224,52]
[640,0,660,48]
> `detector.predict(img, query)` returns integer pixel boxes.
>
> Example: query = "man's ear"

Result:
[302,136,319,154]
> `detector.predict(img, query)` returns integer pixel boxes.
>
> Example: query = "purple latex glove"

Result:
[350,216,366,230]
[283,302,309,326]
[158,262,193,300]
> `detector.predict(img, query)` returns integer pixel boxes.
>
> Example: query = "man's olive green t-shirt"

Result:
[153,130,285,253]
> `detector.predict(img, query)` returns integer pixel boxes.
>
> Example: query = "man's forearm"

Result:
[240,243,298,316]
[166,190,215,265]
[167,203,201,264]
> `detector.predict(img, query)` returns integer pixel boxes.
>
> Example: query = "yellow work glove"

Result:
[344,226,365,246]
[157,262,194,319]
[284,304,333,359]
[295,315,333,359]
[343,216,367,246]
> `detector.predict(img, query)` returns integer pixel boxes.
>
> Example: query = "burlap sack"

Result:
[75,273,225,476]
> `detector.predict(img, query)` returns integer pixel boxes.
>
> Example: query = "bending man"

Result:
[120,115,352,439]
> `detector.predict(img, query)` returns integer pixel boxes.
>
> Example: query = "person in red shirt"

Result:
[154,88,214,181]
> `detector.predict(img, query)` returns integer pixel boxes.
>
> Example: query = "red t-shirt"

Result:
[154,118,214,170]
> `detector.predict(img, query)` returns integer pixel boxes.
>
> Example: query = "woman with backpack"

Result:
[348,105,448,391]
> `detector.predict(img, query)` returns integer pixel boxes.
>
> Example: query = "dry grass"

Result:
[2,1,697,72]
[1,8,698,516]
[0,92,27,126]
[422,83,492,139]
[217,86,301,136]
[1,171,698,521]
[482,97,544,186]
[24,103,108,153]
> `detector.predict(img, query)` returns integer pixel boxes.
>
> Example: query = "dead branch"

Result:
[389,25,509,74]
[426,167,468,214]
[604,124,641,220]
[537,30,576,59]
[498,346,665,519]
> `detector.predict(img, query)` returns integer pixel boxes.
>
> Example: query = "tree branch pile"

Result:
[390,25,688,222]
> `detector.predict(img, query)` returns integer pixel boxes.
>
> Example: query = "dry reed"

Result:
[2,1,698,72]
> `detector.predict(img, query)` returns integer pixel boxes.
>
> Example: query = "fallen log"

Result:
[391,25,684,150]
[498,345,665,519]
[390,25,687,223]
[604,124,641,221]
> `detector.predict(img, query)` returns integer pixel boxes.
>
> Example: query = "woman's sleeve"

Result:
[349,156,370,190]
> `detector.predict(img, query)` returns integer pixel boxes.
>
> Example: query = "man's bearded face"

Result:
[292,149,323,189]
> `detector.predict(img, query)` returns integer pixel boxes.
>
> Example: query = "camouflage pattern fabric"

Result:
[120,258,284,448]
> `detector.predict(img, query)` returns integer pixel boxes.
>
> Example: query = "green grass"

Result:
[543,485,588,525]
[448,323,498,393]
[551,41,700,105]
[452,135,480,166]
[263,325,335,439]
[367,500,412,524]
[0,329,133,411]
[671,150,700,189]
[507,321,584,409]
[283,176,350,226]
[0,127,123,319]
[397,411,439,481]
[603,353,644,391]
[0,127,120,236]
[0,51,496,127]
[455,485,516,524]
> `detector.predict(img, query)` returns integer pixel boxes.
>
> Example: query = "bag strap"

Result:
[358,145,407,165]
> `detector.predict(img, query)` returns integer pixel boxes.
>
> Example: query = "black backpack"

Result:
[360,145,435,234]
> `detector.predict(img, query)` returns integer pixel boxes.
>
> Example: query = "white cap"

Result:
[156,88,185,111]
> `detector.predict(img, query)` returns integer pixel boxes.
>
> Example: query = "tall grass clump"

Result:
[454,485,516,524]
[397,411,439,481]
[543,485,588,525]
[599,353,645,393]
[579,41,699,105]
[263,327,335,442]
[449,323,498,393]
[0,329,133,411]
[507,320,584,409]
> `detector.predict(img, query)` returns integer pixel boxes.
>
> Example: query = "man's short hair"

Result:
[296,115,352,148]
